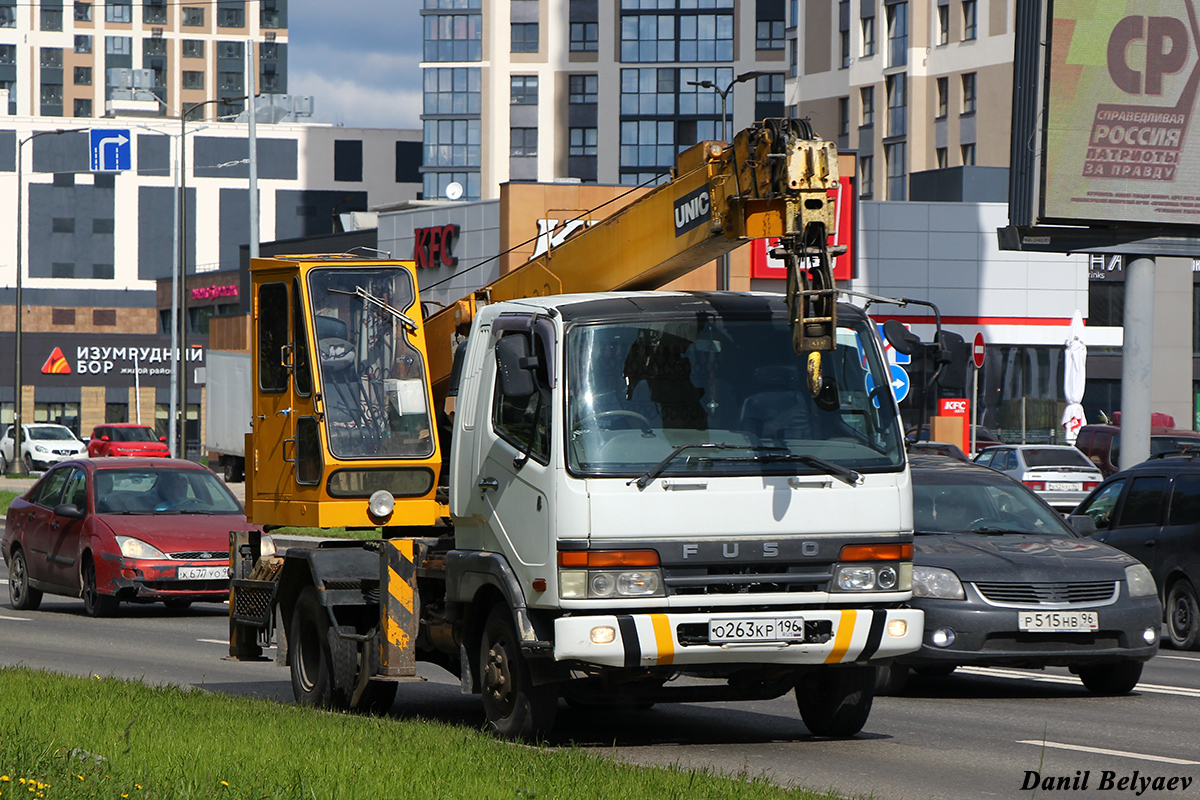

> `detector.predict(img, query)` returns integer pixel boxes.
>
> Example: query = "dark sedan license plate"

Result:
[709,617,805,643]
[177,566,230,581]
[1018,611,1098,633]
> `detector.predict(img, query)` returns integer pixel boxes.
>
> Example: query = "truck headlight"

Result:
[1125,563,1156,598]
[912,566,966,600]
[836,566,878,590]
[367,490,394,520]
[559,569,664,599]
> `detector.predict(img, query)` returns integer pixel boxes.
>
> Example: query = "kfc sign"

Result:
[413,224,460,269]
[939,399,969,416]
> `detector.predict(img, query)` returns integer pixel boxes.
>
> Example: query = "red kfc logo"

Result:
[413,224,460,269]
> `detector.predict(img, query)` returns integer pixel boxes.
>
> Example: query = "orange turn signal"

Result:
[557,550,660,567]
[839,543,913,561]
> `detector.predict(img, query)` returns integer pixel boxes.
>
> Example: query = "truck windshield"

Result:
[565,312,903,477]
[307,267,434,460]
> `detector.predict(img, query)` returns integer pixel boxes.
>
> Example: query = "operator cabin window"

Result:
[493,331,551,464]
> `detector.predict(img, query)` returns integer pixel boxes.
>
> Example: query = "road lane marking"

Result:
[1017,740,1200,766]
[197,638,274,649]
[957,666,1200,697]
[0,614,29,621]
[1155,654,1200,661]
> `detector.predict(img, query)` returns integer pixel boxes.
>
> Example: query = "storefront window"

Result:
[35,402,81,436]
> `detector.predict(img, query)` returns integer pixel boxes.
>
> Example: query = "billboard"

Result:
[1042,0,1200,225]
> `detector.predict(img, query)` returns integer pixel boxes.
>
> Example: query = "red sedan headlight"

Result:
[115,536,168,560]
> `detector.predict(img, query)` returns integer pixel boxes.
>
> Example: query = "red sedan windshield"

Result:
[94,469,242,515]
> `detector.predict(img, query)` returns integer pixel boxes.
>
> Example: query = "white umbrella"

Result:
[1062,309,1087,444]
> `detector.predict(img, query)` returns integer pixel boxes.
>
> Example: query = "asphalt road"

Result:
[1,554,1197,800]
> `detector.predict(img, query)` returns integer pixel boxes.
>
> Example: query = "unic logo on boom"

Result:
[673,187,711,236]
[1083,2,1200,181]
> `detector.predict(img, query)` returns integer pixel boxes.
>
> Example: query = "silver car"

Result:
[973,444,1103,512]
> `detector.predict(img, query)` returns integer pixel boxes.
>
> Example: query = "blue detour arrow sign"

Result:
[90,129,130,172]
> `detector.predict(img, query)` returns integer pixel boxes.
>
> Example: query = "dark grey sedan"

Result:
[879,456,1161,695]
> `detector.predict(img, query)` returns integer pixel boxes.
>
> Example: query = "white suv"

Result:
[0,424,87,474]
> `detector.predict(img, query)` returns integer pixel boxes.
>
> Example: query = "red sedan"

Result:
[2,458,267,616]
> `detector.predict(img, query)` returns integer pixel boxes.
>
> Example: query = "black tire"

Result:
[914,664,957,677]
[874,663,909,696]
[796,666,875,737]
[1078,661,1143,695]
[479,606,558,740]
[0,451,8,475]
[1166,580,1200,650]
[22,454,34,474]
[81,557,119,617]
[289,586,353,709]
[8,548,43,611]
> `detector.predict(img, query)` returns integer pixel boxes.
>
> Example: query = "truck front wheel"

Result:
[290,586,353,709]
[479,606,558,740]
[795,665,874,737]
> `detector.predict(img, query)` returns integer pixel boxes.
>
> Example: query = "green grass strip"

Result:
[0,667,844,800]
[0,490,19,516]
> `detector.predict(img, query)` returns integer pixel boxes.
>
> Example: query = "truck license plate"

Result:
[1046,482,1081,491]
[1018,611,1097,633]
[709,617,805,643]
[177,566,229,581]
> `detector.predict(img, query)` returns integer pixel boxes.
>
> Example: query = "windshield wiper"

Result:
[764,453,863,486]
[328,286,418,333]
[630,443,783,490]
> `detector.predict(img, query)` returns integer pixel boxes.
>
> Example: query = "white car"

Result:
[0,424,88,474]
[973,444,1103,512]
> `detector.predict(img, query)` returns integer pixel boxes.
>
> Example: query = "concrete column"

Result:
[1152,257,1194,428]
[1119,255,1155,470]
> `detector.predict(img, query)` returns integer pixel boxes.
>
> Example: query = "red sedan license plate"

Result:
[177,566,229,581]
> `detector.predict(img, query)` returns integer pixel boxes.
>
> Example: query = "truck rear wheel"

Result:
[795,666,874,737]
[290,586,353,709]
[479,606,557,740]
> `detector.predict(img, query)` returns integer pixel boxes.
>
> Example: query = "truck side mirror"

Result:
[495,335,538,399]
[934,330,968,395]
[882,319,924,356]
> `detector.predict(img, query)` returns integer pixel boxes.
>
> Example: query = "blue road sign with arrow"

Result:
[866,364,911,407]
[90,129,130,172]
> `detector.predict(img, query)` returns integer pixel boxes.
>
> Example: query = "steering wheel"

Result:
[578,409,654,433]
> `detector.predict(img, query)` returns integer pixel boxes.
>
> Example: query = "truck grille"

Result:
[973,580,1118,607]
[663,565,832,596]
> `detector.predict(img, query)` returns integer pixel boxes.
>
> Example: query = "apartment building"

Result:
[419,0,793,201]
[0,0,287,120]
[786,0,1014,200]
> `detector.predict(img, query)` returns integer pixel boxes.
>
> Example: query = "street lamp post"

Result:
[175,96,247,459]
[687,70,767,143]
[12,128,86,475]
[684,71,764,291]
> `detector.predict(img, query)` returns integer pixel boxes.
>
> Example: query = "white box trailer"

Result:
[205,350,251,481]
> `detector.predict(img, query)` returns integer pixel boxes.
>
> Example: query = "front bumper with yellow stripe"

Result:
[553,608,923,668]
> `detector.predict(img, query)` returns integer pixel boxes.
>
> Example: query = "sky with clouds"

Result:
[287,0,424,130]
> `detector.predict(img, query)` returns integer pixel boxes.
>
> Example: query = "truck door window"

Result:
[258,282,289,393]
[293,278,313,396]
[492,330,551,464]
[1116,476,1167,527]
[307,267,434,460]
[294,416,323,484]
